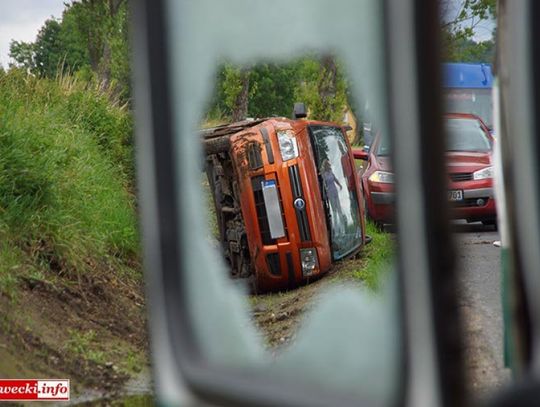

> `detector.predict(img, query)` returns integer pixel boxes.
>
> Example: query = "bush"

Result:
[0,70,138,284]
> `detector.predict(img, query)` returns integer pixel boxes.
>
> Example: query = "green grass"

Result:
[65,329,106,364]
[353,221,394,290]
[0,69,139,293]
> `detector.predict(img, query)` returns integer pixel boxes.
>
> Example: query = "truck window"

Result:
[310,125,363,259]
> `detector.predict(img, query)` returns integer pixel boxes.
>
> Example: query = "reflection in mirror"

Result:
[166,0,398,404]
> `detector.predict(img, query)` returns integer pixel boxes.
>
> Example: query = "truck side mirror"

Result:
[292,102,307,119]
[353,148,369,161]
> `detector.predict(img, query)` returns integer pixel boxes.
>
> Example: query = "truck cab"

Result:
[203,116,365,292]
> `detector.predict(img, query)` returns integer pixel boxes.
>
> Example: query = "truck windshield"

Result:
[444,88,493,129]
[310,126,363,259]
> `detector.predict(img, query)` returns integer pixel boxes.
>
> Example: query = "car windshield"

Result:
[445,117,491,152]
[310,125,363,260]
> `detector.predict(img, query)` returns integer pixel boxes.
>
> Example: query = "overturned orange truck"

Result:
[202,105,367,292]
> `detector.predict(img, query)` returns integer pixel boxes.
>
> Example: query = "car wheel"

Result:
[482,219,498,230]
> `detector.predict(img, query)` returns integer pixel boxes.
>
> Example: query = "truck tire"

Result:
[204,135,231,155]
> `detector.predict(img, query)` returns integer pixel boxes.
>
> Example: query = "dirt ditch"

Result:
[250,256,366,349]
[0,269,150,399]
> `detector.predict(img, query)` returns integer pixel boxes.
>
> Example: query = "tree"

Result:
[440,0,496,61]
[7,0,130,99]
[448,38,495,62]
[294,55,347,123]
[231,68,251,121]
[441,0,496,36]
[209,55,349,124]
[33,19,64,77]
[248,63,298,118]
[9,41,36,72]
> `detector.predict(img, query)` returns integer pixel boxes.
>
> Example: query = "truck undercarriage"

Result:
[202,120,266,281]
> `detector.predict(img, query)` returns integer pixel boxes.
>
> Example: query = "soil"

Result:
[0,268,150,399]
[250,256,365,349]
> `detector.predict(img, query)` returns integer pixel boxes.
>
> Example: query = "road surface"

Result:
[454,222,511,399]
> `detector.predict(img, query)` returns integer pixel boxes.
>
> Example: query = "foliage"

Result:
[8,0,130,100]
[8,41,36,72]
[353,222,394,291]
[445,37,495,63]
[207,55,348,124]
[0,69,138,291]
[33,19,65,78]
[66,329,105,364]
[440,0,496,62]
[248,63,299,118]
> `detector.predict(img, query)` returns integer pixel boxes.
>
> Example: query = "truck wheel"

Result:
[204,135,231,155]
[248,274,259,295]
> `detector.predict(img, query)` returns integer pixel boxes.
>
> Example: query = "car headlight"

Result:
[300,248,318,276]
[277,130,299,161]
[368,171,395,184]
[473,166,493,180]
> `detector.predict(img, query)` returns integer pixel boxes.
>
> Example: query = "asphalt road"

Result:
[454,222,512,399]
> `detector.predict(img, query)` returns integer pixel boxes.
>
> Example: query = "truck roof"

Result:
[200,117,343,140]
[443,62,493,89]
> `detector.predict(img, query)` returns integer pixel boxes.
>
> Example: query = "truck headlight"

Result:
[368,171,394,184]
[300,248,318,276]
[473,166,493,180]
[277,130,299,161]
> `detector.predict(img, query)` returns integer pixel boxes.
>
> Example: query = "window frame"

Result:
[130,0,464,405]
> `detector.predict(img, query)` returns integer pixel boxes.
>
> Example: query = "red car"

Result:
[354,113,496,226]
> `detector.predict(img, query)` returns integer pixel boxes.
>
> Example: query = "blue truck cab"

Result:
[443,62,494,129]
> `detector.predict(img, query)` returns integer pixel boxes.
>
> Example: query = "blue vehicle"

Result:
[443,62,494,129]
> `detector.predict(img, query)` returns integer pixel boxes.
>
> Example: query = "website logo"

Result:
[0,379,70,401]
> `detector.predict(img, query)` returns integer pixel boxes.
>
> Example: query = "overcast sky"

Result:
[0,1,495,69]
[0,0,65,68]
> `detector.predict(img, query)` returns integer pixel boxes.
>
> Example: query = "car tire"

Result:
[363,192,384,231]
[482,219,498,230]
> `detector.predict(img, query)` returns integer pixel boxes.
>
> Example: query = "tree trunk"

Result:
[232,68,251,121]
[99,41,112,89]
[317,55,338,121]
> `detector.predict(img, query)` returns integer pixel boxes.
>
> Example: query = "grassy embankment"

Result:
[0,69,147,391]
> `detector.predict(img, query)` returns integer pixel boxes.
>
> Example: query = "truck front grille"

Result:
[247,143,263,170]
[289,165,311,241]
[266,253,281,276]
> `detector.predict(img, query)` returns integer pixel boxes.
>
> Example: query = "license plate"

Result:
[448,190,464,201]
[261,180,286,239]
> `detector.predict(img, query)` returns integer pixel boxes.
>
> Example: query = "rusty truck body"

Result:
[203,114,366,292]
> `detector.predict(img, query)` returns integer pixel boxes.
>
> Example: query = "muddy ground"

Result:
[0,268,150,400]
[249,255,367,349]
[0,223,508,404]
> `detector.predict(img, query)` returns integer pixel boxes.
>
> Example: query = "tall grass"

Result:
[0,69,138,292]
[353,222,394,290]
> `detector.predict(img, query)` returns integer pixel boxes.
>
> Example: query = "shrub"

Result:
[0,70,138,283]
